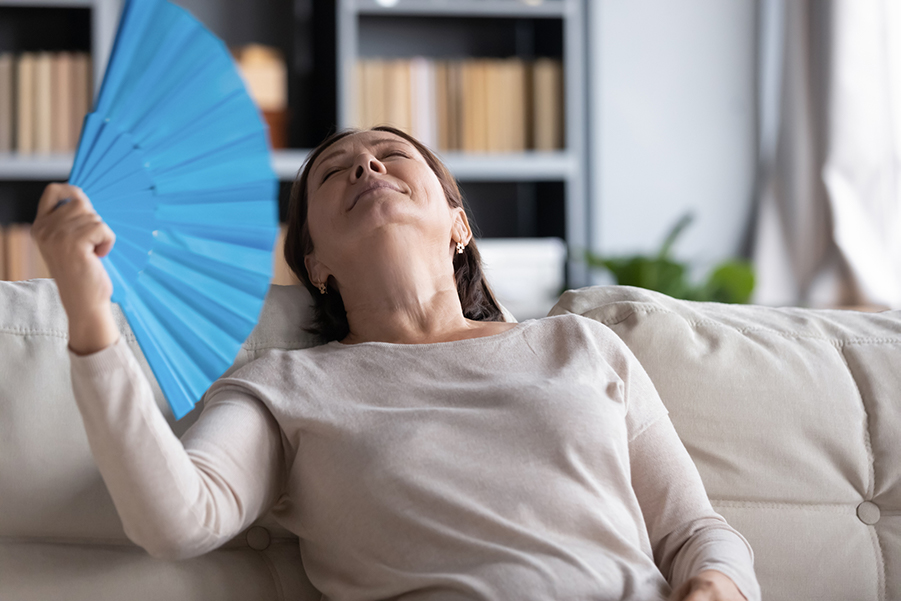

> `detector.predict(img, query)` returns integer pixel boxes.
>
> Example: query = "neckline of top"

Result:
[325,319,536,350]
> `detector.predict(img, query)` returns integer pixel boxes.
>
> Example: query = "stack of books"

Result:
[0,224,52,281]
[355,57,564,153]
[0,52,93,155]
[231,44,288,149]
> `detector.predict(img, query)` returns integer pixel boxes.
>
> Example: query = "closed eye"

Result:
[321,166,342,182]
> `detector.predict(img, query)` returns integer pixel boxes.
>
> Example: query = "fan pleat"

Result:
[108,22,200,123]
[152,233,271,298]
[154,181,276,206]
[158,223,279,252]
[145,97,261,168]
[71,0,278,418]
[154,145,271,194]
[95,0,180,116]
[101,254,133,306]
[135,274,236,374]
[156,201,277,228]
[121,297,204,418]
[150,127,265,176]
[132,55,246,148]
[143,256,257,340]
[82,142,153,197]
[110,238,149,279]
[155,230,272,278]
[71,115,121,182]
[103,219,155,250]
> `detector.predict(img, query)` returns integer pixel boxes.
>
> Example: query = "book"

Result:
[34,234,52,279]
[532,58,563,151]
[5,224,27,281]
[410,57,436,148]
[506,58,528,152]
[363,58,386,128]
[354,56,548,154]
[484,59,502,153]
[446,61,462,151]
[385,59,412,135]
[434,61,449,150]
[71,52,92,148]
[52,52,73,152]
[0,53,13,153]
[16,53,35,154]
[34,53,53,155]
[232,45,288,148]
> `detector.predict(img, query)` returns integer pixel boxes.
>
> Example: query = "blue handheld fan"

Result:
[67,0,279,419]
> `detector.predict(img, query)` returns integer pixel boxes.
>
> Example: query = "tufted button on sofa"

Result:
[550,286,901,601]
[1,279,899,601]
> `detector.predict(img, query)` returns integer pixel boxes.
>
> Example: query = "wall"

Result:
[587,0,758,276]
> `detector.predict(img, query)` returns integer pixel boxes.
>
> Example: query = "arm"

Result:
[69,336,285,560]
[590,318,760,601]
[629,416,761,601]
[32,182,285,559]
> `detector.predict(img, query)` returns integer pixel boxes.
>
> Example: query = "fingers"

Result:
[32,185,116,272]
[36,183,90,219]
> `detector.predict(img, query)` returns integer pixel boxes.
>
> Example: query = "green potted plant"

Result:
[584,213,755,304]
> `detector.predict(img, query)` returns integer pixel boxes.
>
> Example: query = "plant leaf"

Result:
[703,261,755,304]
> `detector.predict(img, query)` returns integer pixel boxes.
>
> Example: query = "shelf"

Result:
[0,153,73,180]
[272,149,312,181]
[440,151,575,181]
[0,149,574,183]
[351,0,571,19]
[270,149,575,182]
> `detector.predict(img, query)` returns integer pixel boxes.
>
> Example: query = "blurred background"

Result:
[1,0,899,320]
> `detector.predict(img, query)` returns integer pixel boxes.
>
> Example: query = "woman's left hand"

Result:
[669,570,747,601]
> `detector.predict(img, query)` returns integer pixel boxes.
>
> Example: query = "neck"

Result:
[333,229,471,344]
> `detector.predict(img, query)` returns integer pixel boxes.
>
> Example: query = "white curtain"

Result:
[753,0,901,308]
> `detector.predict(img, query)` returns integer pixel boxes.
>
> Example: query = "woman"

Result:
[32,126,760,601]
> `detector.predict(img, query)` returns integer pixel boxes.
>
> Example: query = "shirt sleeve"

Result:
[629,414,762,601]
[67,335,286,560]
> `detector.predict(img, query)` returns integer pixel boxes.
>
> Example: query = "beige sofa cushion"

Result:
[550,286,901,601]
[0,278,320,601]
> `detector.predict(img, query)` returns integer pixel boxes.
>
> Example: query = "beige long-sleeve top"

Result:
[69,313,761,601]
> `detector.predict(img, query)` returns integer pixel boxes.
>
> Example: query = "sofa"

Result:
[1,277,898,601]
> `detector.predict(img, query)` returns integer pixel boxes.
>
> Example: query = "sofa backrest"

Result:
[2,278,899,601]
[550,286,901,601]
[0,278,322,601]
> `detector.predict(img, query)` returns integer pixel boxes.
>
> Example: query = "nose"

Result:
[350,153,386,182]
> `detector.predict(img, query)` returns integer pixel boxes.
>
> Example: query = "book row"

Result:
[355,57,564,153]
[0,224,51,281]
[0,52,93,155]
[0,222,297,285]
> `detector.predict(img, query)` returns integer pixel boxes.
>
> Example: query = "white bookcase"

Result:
[0,0,588,296]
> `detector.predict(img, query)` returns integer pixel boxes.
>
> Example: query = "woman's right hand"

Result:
[32,183,120,355]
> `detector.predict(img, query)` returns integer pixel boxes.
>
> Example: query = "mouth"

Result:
[348,180,404,212]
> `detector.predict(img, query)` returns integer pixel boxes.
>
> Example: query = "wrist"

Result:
[68,304,120,356]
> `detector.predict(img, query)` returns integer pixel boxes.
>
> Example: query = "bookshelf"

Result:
[1,0,587,299]
[337,0,587,286]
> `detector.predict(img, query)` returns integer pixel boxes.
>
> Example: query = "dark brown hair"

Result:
[283,125,504,342]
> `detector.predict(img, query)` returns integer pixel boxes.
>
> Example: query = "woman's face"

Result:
[304,130,467,285]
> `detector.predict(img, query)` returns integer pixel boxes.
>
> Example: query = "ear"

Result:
[304,252,331,287]
[450,207,473,246]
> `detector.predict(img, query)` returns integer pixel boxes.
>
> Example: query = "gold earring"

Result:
[317,281,327,295]
[456,241,466,254]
